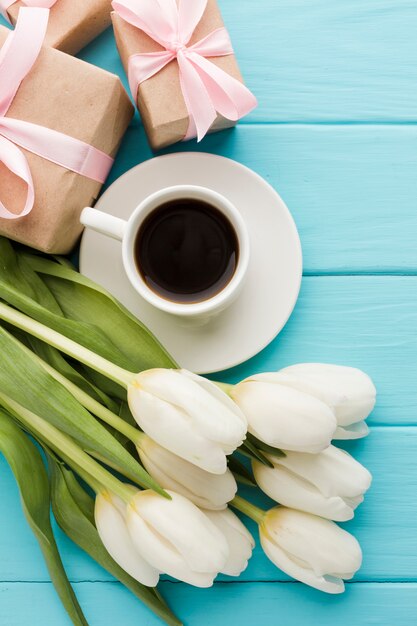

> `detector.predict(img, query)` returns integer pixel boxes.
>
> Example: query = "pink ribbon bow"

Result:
[112,0,257,142]
[0,8,113,220]
[0,0,57,22]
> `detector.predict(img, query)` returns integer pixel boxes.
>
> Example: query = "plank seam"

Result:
[303,272,417,277]
[125,120,417,129]
[239,121,417,127]
[1,580,417,585]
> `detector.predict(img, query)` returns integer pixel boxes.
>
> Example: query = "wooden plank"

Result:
[2,23,417,273]
[1,426,416,582]
[79,1,417,122]
[0,582,416,626]
[0,276,416,581]
[106,125,417,274]
[219,276,417,429]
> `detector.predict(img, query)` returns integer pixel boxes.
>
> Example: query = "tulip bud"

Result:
[204,508,255,576]
[231,374,337,453]
[126,490,229,587]
[128,369,247,474]
[138,435,237,510]
[274,363,376,439]
[260,507,362,593]
[95,490,159,587]
[253,445,372,521]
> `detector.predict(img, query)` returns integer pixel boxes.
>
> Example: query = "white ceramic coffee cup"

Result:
[80,185,250,319]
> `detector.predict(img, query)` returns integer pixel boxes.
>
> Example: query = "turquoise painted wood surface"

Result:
[1,2,417,625]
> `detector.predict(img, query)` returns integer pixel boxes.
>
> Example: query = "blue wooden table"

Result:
[1,2,417,624]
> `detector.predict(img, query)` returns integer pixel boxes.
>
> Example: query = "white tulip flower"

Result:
[128,369,247,474]
[95,490,159,587]
[253,445,372,521]
[126,490,229,587]
[204,508,255,576]
[231,374,337,453]
[260,507,362,593]
[137,435,237,510]
[274,363,376,439]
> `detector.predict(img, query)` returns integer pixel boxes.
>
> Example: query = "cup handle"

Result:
[80,207,127,242]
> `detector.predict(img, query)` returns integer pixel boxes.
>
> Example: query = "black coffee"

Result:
[134,198,239,303]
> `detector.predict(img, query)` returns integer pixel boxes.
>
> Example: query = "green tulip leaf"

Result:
[0,327,164,494]
[23,249,177,371]
[228,455,257,487]
[246,433,285,459]
[49,458,182,626]
[0,240,176,398]
[11,329,120,412]
[0,240,63,315]
[0,409,89,626]
[239,439,275,468]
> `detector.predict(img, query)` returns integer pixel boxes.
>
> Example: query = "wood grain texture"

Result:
[1,2,417,625]
[78,1,417,123]
[217,276,417,426]
[0,271,416,599]
[103,125,417,274]
[1,427,416,582]
[1,582,416,626]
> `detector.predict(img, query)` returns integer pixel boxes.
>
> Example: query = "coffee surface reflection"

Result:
[134,199,239,304]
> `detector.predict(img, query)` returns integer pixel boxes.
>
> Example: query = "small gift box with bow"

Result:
[112,0,257,150]
[0,0,112,55]
[0,7,133,253]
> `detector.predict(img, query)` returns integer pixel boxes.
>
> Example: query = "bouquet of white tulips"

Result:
[0,238,376,625]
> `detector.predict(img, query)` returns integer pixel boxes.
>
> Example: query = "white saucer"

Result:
[80,153,302,374]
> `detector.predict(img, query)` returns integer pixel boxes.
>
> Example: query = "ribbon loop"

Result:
[112,0,257,142]
[0,135,34,219]
[0,7,114,221]
[112,0,178,48]
[0,0,57,22]
[0,7,48,115]
[177,0,207,45]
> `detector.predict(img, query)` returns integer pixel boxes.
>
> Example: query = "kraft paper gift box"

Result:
[0,22,133,254]
[3,0,113,55]
[112,0,255,150]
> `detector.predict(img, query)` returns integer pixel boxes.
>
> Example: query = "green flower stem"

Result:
[36,358,143,445]
[0,393,134,504]
[235,446,253,461]
[0,302,134,388]
[47,446,104,496]
[59,457,104,496]
[231,495,266,525]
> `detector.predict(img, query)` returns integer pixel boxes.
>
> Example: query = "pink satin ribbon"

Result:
[0,7,113,220]
[112,0,257,142]
[0,0,57,22]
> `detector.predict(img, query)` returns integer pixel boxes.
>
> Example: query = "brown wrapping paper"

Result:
[7,0,113,55]
[112,0,244,150]
[0,26,134,253]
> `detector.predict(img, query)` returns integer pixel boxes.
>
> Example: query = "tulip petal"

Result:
[129,385,227,473]
[136,369,247,448]
[233,380,337,453]
[274,446,372,499]
[260,531,346,593]
[276,364,376,426]
[181,369,247,428]
[127,491,229,578]
[126,506,217,587]
[334,421,370,440]
[253,461,357,522]
[95,492,159,587]
[204,508,255,576]
[261,508,362,582]
[138,437,237,510]
[253,445,371,520]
